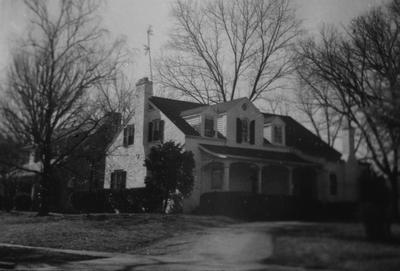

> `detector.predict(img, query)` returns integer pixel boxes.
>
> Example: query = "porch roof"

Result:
[199,144,314,165]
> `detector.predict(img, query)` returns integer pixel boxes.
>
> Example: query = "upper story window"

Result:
[148,119,164,142]
[236,118,255,144]
[204,117,215,137]
[273,125,283,144]
[329,173,338,196]
[110,170,127,190]
[123,124,135,146]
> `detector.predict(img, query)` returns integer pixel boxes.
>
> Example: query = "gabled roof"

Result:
[149,97,205,136]
[200,144,313,165]
[263,113,341,161]
[149,96,341,161]
[180,97,248,116]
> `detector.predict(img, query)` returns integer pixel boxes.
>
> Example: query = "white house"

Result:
[104,77,363,212]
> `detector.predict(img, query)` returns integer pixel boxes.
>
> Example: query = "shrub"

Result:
[358,168,392,241]
[14,194,32,211]
[144,141,195,213]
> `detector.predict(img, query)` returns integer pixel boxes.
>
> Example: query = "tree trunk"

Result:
[38,160,51,216]
[390,174,399,220]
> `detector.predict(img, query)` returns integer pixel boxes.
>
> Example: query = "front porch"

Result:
[201,160,319,200]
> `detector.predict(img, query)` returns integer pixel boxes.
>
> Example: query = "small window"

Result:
[211,168,223,189]
[123,124,135,146]
[148,119,165,142]
[273,125,283,144]
[236,118,254,144]
[204,117,215,137]
[329,173,338,196]
[242,118,249,142]
[110,170,127,190]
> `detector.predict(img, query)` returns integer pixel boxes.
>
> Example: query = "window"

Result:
[329,173,338,196]
[123,124,135,146]
[211,168,223,189]
[110,170,127,190]
[273,125,283,144]
[204,117,215,137]
[242,118,249,142]
[148,119,165,142]
[236,118,255,144]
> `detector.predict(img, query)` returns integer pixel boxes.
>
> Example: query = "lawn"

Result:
[265,222,400,271]
[0,211,237,253]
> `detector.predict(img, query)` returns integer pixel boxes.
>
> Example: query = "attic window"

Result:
[241,103,247,111]
[273,125,283,145]
[123,124,135,146]
[204,117,215,137]
[148,119,164,142]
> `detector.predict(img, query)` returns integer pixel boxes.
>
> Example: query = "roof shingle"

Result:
[149,97,205,136]
[200,144,312,164]
[263,113,341,161]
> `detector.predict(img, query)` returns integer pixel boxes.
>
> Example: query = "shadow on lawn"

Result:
[0,247,103,265]
[268,223,400,245]
[261,223,400,271]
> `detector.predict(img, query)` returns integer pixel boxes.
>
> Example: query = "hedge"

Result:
[198,192,358,221]
[71,188,163,213]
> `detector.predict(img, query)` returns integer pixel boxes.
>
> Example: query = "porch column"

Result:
[223,161,230,191]
[257,164,263,194]
[288,166,294,195]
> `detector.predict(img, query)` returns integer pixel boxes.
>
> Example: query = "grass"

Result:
[0,211,237,253]
[264,222,400,271]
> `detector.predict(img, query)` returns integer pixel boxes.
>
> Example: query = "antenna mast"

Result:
[144,25,153,81]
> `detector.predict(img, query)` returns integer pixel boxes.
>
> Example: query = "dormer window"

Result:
[204,117,215,137]
[273,125,283,144]
[264,119,285,146]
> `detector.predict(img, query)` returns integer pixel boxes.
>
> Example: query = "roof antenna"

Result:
[144,25,153,81]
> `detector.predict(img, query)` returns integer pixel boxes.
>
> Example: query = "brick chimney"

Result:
[342,120,355,162]
[134,77,153,146]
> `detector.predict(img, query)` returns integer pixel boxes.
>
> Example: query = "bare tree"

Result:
[157,0,300,104]
[294,78,344,147]
[0,0,128,215]
[296,2,400,217]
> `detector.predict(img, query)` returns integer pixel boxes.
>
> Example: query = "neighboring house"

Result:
[105,77,365,212]
[8,112,121,211]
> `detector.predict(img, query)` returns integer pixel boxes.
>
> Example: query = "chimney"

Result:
[135,77,153,145]
[342,120,355,162]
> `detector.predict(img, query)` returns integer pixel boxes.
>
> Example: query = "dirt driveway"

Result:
[61,222,302,271]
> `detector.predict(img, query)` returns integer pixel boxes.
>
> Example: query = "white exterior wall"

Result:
[104,114,147,188]
[105,79,186,190]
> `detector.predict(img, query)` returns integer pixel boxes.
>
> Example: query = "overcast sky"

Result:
[0,0,389,82]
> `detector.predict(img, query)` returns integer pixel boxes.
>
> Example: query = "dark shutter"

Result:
[159,120,165,142]
[110,172,115,189]
[236,118,242,143]
[148,122,153,142]
[132,125,135,144]
[122,171,127,189]
[123,127,128,146]
[128,125,135,145]
[249,120,255,145]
